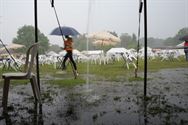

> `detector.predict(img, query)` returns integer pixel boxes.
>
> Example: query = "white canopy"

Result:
[46,51,59,56]
[106,47,128,55]
[176,42,185,55]
[81,50,104,55]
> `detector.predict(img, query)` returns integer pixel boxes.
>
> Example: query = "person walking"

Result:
[62,35,78,76]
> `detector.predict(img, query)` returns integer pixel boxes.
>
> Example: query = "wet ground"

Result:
[0,68,188,125]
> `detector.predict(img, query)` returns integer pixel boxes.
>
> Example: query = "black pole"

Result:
[144,0,147,97]
[51,0,54,7]
[50,0,65,41]
[34,0,40,90]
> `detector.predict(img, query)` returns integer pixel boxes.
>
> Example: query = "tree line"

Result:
[10,25,188,54]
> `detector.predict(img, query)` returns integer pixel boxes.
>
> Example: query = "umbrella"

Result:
[51,26,80,36]
[0,43,24,50]
[93,40,117,46]
[179,35,188,41]
[88,31,120,42]
[88,31,120,46]
[0,43,25,54]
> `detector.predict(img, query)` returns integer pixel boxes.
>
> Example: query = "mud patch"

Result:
[0,68,188,125]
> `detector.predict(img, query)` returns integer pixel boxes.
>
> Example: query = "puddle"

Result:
[0,68,188,125]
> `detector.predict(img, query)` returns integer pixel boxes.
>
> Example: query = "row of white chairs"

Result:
[1,49,182,71]
[38,52,138,69]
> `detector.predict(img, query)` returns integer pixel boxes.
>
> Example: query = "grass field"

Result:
[0,57,187,87]
[0,57,187,125]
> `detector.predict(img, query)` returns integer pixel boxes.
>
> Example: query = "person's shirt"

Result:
[184,41,188,51]
[64,39,73,51]
[184,41,188,47]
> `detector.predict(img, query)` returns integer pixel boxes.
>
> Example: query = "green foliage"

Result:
[138,27,188,48]
[120,33,137,49]
[175,27,188,39]
[38,58,188,83]
[12,25,49,54]
[11,80,29,85]
[109,31,118,37]
[73,35,95,51]
[148,37,165,47]
[128,76,144,82]
[47,44,61,53]
[0,57,187,87]
[164,27,188,46]
[0,79,30,87]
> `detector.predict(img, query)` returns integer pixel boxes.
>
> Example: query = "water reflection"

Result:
[0,102,43,125]
[0,113,12,125]
[144,98,148,125]
[32,103,43,125]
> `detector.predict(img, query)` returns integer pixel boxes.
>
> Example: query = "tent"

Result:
[106,47,128,55]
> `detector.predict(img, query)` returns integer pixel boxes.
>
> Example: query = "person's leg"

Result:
[69,52,77,71]
[186,52,188,61]
[62,53,69,70]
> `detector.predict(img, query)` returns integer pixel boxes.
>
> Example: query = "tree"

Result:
[120,33,130,48]
[120,33,137,49]
[109,31,118,37]
[132,33,137,43]
[48,44,61,53]
[13,25,49,54]
[175,27,188,39]
[130,33,137,49]
[74,34,96,51]
[164,27,188,46]
[146,37,164,47]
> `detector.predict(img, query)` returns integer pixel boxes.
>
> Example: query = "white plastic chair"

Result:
[1,43,41,113]
[121,52,137,69]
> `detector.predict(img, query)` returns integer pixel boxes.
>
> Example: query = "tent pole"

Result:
[34,0,40,90]
[144,0,147,97]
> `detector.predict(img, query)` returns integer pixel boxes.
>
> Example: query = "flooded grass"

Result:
[46,78,85,88]
[0,59,187,124]
[128,76,144,82]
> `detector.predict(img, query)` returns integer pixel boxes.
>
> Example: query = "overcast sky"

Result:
[0,0,187,45]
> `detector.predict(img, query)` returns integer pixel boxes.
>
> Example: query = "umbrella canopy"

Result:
[88,31,121,42]
[93,40,117,46]
[0,43,25,54]
[51,26,80,36]
[0,43,25,50]
[179,35,188,41]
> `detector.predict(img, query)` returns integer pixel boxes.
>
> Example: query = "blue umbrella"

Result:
[51,26,80,36]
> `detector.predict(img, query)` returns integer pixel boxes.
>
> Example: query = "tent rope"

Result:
[0,39,21,71]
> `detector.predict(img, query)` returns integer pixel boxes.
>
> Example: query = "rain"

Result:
[0,0,188,125]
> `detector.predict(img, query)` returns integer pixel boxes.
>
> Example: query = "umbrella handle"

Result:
[51,0,54,7]
[63,35,66,41]
[50,0,65,42]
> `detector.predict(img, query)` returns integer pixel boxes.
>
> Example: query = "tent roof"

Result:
[106,47,128,54]
[81,50,103,55]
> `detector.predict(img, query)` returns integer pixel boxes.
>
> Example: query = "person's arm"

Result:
[63,35,66,41]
